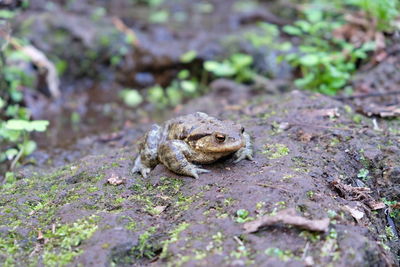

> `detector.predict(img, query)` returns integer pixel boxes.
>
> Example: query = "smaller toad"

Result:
[132,112,253,179]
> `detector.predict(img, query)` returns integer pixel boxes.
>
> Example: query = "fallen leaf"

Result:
[107,174,126,185]
[37,230,44,241]
[154,205,167,214]
[368,201,385,210]
[343,205,364,221]
[243,208,330,233]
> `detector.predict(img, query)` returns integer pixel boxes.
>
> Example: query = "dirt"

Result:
[1,0,400,266]
[2,87,400,266]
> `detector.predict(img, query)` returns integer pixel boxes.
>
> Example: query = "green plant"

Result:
[282,6,375,95]
[119,89,143,107]
[133,227,158,259]
[0,20,50,171]
[382,198,400,220]
[346,0,399,31]
[235,209,252,223]
[204,53,254,83]
[43,215,98,266]
[357,168,369,181]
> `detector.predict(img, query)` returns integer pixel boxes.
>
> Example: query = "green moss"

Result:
[0,232,25,267]
[42,215,99,267]
[262,144,290,159]
[160,222,190,259]
[87,186,99,193]
[133,227,158,259]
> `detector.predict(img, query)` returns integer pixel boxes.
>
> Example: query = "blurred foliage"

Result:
[345,0,399,31]
[282,13,375,95]
[0,10,49,174]
[278,0,396,94]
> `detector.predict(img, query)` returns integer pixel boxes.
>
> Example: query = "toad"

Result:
[132,112,253,179]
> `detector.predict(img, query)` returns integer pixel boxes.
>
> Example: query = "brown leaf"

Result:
[343,205,364,221]
[243,208,330,233]
[368,201,385,210]
[107,174,126,186]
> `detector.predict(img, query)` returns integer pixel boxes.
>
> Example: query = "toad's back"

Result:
[163,112,228,141]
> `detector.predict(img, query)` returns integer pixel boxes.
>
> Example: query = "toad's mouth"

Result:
[197,139,245,153]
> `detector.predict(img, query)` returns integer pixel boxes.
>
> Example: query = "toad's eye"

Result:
[215,133,226,142]
[241,127,245,134]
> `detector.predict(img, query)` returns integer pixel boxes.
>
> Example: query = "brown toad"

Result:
[132,112,253,179]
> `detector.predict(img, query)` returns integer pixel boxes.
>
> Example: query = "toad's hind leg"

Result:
[158,140,210,179]
[132,124,162,178]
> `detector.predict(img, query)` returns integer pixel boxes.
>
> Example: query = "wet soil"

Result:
[1,0,400,266]
[2,88,400,266]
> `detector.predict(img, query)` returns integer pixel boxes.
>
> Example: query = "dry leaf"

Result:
[107,174,126,185]
[343,205,364,221]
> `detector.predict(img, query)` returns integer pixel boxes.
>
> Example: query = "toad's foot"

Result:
[158,140,210,179]
[234,132,253,163]
[131,156,152,178]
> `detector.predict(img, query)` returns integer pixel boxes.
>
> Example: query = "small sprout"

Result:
[180,50,197,63]
[307,191,315,199]
[328,228,338,239]
[327,210,337,219]
[352,114,363,124]
[119,89,143,108]
[256,201,265,210]
[385,226,398,241]
[235,209,252,223]
[357,168,369,181]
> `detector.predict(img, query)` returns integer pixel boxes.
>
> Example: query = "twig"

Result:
[302,242,310,260]
[10,146,24,170]
[233,236,244,246]
[9,38,61,99]
[112,17,139,47]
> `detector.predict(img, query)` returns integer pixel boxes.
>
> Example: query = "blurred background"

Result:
[1,0,399,175]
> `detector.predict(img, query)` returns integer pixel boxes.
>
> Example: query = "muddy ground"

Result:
[1,0,400,266]
[2,88,400,266]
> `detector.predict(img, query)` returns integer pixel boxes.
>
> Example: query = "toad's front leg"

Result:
[132,124,163,178]
[158,140,210,179]
[234,132,253,163]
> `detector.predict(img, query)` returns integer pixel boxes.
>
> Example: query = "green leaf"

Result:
[5,148,18,160]
[23,140,37,156]
[29,120,50,132]
[5,120,49,132]
[5,120,30,131]
[0,10,15,19]
[204,61,236,76]
[294,73,315,88]
[304,9,323,23]
[230,53,253,69]
[178,69,190,80]
[299,54,320,66]
[295,20,311,32]
[180,80,196,93]
[0,97,4,109]
[180,50,197,63]
[283,25,302,35]
[119,89,143,108]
